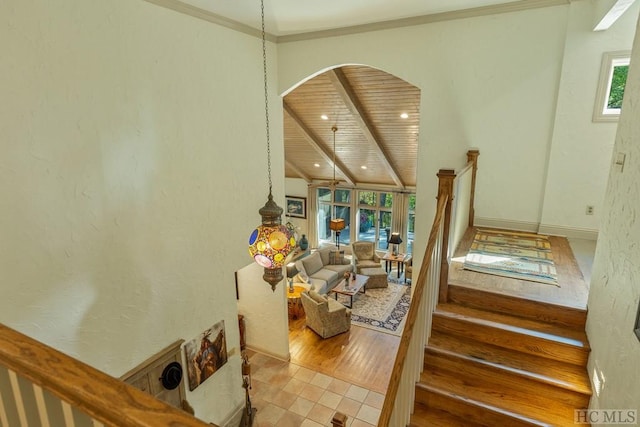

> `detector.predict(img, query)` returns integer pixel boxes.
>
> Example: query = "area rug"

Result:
[335,282,411,336]
[463,229,559,286]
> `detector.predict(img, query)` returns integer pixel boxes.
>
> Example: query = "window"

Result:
[593,51,630,122]
[317,188,351,247]
[406,194,416,255]
[357,191,393,251]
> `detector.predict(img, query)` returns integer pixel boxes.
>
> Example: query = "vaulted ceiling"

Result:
[283,66,421,190]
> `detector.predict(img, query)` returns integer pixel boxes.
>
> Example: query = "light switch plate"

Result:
[615,152,626,172]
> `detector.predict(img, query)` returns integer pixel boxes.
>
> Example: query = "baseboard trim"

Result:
[245,345,290,363]
[474,217,539,233]
[538,224,599,241]
[220,403,245,427]
[474,217,599,241]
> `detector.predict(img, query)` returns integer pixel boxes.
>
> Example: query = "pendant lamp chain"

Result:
[247,0,295,291]
[261,0,272,194]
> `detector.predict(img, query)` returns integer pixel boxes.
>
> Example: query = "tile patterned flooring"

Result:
[246,350,382,427]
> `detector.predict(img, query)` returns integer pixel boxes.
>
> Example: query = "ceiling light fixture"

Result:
[321,114,329,120]
[248,0,295,291]
[361,165,367,170]
[400,112,409,119]
[329,126,345,250]
[314,163,320,167]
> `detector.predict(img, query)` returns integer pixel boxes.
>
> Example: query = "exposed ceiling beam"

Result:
[593,0,637,31]
[285,159,311,183]
[327,69,405,189]
[283,101,356,186]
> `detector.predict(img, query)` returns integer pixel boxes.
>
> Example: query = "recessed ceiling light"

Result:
[361,165,367,170]
[321,115,329,120]
[400,113,409,119]
[314,163,320,167]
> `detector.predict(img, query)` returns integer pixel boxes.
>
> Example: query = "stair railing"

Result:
[0,324,212,427]
[377,149,479,427]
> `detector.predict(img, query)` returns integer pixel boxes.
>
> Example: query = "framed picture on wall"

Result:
[286,196,307,219]
[183,320,228,391]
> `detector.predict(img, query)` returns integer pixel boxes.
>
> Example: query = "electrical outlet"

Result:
[586,205,594,215]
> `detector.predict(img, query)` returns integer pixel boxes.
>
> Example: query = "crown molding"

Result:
[142,0,277,42]
[144,0,569,44]
[278,0,569,43]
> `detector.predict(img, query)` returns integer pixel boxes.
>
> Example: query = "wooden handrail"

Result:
[437,169,456,304]
[438,150,480,303]
[377,149,480,426]
[0,324,212,426]
[467,149,480,228]
[377,194,449,426]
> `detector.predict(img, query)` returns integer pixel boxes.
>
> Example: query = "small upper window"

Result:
[593,51,630,122]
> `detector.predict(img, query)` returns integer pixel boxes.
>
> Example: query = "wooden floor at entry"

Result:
[287,227,591,393]
[449,227,590,309]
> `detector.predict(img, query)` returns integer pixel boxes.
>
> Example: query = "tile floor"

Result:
[246,351,383,427]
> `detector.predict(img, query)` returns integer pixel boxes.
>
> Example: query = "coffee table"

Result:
[330,274,369,308]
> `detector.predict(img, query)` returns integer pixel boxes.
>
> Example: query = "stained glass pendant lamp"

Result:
[248,0,295,291]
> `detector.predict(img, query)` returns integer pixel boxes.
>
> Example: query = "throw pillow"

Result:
[318,248,331,266]
[301,252,323,276]
[308,290,327,304]
[293,273,308,284]
[329,250,344,265]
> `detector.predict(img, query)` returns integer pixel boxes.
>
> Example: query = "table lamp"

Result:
[388,232,403,256]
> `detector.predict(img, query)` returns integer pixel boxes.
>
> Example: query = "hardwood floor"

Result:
[449,226,590,309]
[288,317,400,395]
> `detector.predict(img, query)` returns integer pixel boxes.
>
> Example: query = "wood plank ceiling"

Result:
[283,65,421,190]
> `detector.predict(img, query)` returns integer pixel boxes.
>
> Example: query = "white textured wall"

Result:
[278,5,568,267]
[0,0,287,423]
[586,13,640,413]
[540,1,639,236]
[236,263,290,360]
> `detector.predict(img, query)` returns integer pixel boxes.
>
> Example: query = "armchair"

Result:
[351,241,381,273]
[300,290,351,338]
[404,256,413,284]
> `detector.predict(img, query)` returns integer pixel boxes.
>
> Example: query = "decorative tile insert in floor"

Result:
[247,351,383,427]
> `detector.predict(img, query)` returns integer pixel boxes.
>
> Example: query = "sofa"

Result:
[294,247,353,294]
[300,289,351,338]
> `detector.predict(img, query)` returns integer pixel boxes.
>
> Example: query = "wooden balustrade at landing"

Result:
[0,324,212,427]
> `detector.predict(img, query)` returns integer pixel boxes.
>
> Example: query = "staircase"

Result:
[410,283,592,427]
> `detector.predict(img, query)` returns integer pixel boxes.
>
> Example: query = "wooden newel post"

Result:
[437,169,456,304]
[331,412,347,427]
[467,149,480,228]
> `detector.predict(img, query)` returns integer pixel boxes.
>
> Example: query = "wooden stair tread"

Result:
[447,283,587,329]
[424,345,590,409]
[420,367,580,426]
[429,332,592,395]
[434,303,589,349]
[410,404,482,427]
[416,383,552,427]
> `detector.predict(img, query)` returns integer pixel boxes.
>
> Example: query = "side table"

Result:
[286,285,307,320]
[382,253,408,278]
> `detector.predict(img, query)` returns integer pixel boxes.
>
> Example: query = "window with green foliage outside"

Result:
[607,64,628,109]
